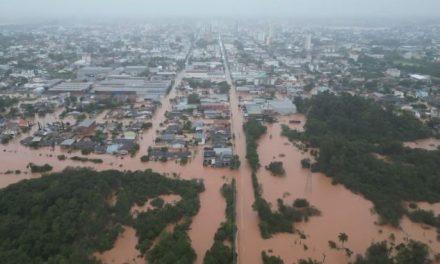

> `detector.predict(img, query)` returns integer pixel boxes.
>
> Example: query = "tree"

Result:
[328,240,338,249]
[298,259,321,264]
[261,251,284,264]
[354,241,392,264]
[230,155,241,170]
[187,93,200,104]
[338,232,348,247]
[265,161,285,176]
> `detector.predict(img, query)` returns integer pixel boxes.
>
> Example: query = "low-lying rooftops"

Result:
[50,82,92,92]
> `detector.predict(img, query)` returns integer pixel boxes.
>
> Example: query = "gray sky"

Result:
[1,0,440,20]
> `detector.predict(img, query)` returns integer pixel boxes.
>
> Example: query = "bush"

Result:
[150,197,165,209]
[265,161,285,176]
[28,163,53,173]
[70,156,103,163]
[262,251,284,264]
[229,155,241,170]
[293,198,310,208]
[301,158,311,169]
[140,155,150,162]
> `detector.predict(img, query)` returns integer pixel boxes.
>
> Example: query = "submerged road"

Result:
[219,34,255,264]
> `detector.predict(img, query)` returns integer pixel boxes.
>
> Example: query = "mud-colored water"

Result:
[241,117,440,264]
[404,138,440,151]
[130,194,182,218]
[94,226,144,264]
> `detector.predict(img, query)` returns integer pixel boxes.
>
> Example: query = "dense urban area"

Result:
[1,19,440,264]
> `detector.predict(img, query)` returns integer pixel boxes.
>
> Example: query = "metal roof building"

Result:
[48,82,93,93]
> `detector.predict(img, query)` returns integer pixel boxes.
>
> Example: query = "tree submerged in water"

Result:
[265,161,286,176]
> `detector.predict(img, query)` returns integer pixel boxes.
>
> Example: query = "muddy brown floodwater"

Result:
[240,117,440,264]
[94,226,144,264]
[404,138,440,151]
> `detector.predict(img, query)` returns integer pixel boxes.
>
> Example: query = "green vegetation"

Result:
[70,156,103,164]
[57,155,67,161]
[243,118,267,172]
[293,198,310,208]
[407,209,440,231]
[140,155,150,162]
[129,143,140,157]
[300,158,311,169]
[27,163,53,173]
[0,96,18,112]
[354,240,430,264]
[0,168,204,263]
[148,220,196,264]
[254,198,320,238]
[187,93,201,104]
[142,122,153,130]
[150,197,165,209]
[217,81,231,94]
[244,119,320,238]
[265,161,285,176]
[262,251,284,264]
[91,130,107,144]
[282,93,438,226]
[298,259,321,264]
[328,232,353,258]
[229,155,241,170]
[204,180,237,264]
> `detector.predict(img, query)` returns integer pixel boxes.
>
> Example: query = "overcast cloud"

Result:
[1,0,439,20]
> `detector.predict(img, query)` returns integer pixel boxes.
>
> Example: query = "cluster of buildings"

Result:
[220,22,440,133]
[145,32,236,167]
[20,117,148,156]
[2,20,440,159]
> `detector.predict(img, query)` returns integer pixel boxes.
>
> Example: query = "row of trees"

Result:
[0,168,204,263]
[203,180,237,264]
[0,96,18,112]
[355,240,430,264]
[186,79,230,94]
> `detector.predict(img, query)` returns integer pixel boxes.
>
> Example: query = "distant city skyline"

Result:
[1,0,440,21]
